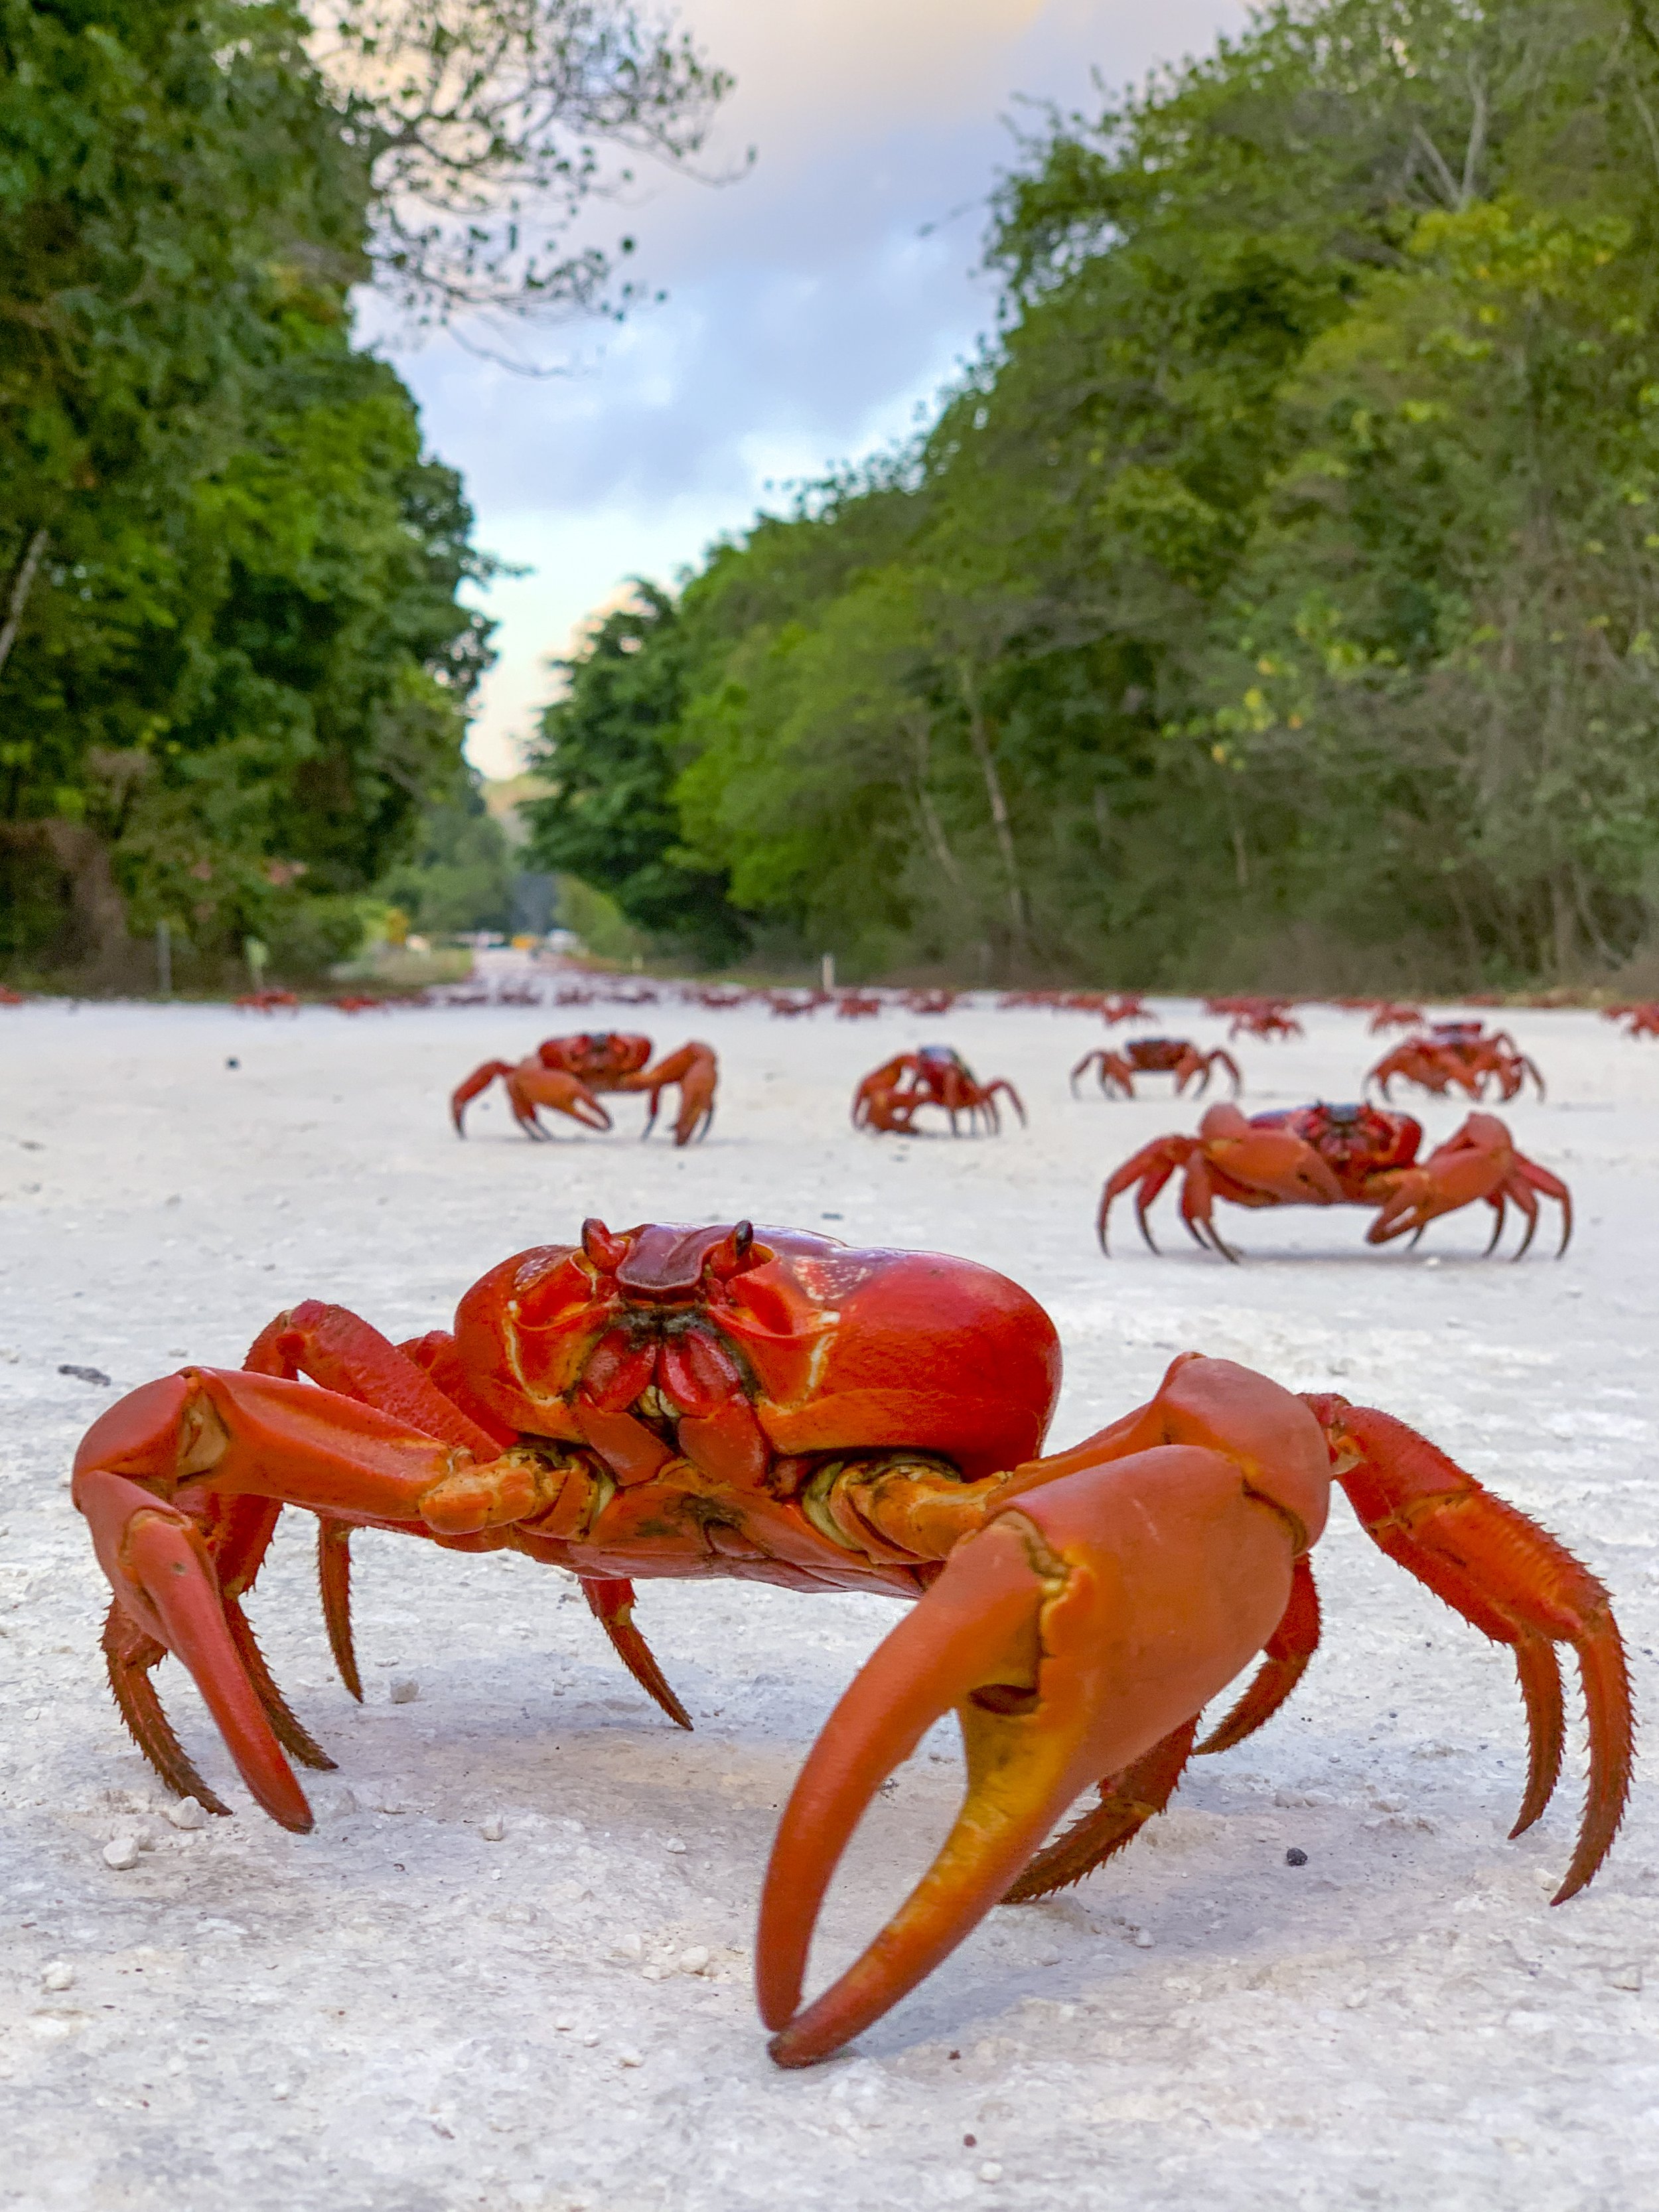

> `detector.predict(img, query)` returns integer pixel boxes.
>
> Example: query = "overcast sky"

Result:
[382,0,1249,778]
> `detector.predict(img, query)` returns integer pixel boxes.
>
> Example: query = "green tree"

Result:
[1,0,733,979]
[546,0,1659,988]
[525,582,750,962]
[375,775,516,937]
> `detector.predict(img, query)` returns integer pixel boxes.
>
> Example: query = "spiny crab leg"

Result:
[757,1439,1299,2067]
[582,1578,692,1730]
[1309,1396,1632,1901]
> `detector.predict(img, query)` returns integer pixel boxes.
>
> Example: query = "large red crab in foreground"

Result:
[1101,1102,1570,1260]
[451,1032,717,1147]
[74,1220,1627,2067]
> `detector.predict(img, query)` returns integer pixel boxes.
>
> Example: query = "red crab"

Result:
[72,1220,1631,2068]
[1071,1037,1242,1100]
[1367,1001,1426,1034]
[1606,1001,1659,1039]
[852,1046,1025,1136]
[1100,1102,1571,1260]
[0,985,26,1006]
[835,992,884,1019]
[1100,992,1153,1026]
[1368,1023,1544,1104]
[451,1033,717,1147]
[1220,998,1303,1042]
[235,988,300,1014]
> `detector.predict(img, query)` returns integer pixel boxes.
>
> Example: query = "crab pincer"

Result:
[758,1360,1329,2066]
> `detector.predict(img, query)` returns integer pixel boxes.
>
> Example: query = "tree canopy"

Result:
[0,0,730,980]
[531,0,1659,988]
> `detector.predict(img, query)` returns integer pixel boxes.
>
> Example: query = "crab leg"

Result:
[74,1369,470,1824]
[582,1578,692,1730]
[1307,1396,1631,1900]
[758,1412,1316,2065]
[312,1515,365,1701]
[247,1302,506,1701]
[1096,1137,1194,1253]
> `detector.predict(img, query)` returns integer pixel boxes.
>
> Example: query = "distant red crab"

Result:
[1100,1101,1570,1260]
[1605,1001,1659,1039]
[1071,1037,1242,1100]
[1367,1023,1544,1104]
[1367,1001,1426,1033]
[70,1218,1630,2069]
[1214,997,1303,1042]
[852,1047,1025,1136]
[235,989,300,1014]
[452,1033,717,1147]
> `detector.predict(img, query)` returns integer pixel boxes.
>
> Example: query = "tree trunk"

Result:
[958,660,1027,945]
[27,819,136,984]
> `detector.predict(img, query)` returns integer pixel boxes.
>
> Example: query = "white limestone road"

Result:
[1,994,1656,2212]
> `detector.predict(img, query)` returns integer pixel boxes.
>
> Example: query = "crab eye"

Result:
[705,1220,762,1280]
[581,1218,629,1273]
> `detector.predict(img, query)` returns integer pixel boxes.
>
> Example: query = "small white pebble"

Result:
[663,1836,687,1854]
[679,1947,710,1976]
[1035,1945,1060,1967]
[581,2033,600,2047]
[166,1798,208,1831]
[553,2018,575,2033]
[478,1814,506,1842]
[641,1964,670,1982]
[104,1836,140,1871]
[979,2163,1004,2184]
[271,2083,291,2101]
[1133,1930,1155,1950]
[40,1962,74,1992]
[616,2047,644,2069]
[614,1933,644,1961]
[135,1826,159,1852]
[389,1678,419,1704]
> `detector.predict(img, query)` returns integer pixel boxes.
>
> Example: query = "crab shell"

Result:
[449,1224,1062,1483]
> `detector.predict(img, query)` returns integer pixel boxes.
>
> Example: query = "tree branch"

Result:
[0,528,49,680]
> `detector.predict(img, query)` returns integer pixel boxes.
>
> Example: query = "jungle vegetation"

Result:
[529,0,1659,988]
[0,0,728,982]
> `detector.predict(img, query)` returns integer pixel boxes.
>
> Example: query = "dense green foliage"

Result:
[527,583,750,961]
[0,0,728,980]
[375,776,515,936]
[533,0,1659,986]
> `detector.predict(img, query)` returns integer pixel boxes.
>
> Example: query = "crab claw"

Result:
[757,1441,1297,2067]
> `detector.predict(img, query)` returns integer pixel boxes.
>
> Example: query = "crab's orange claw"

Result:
[84,1477,313,1832]
[758,1441,1297,2067]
